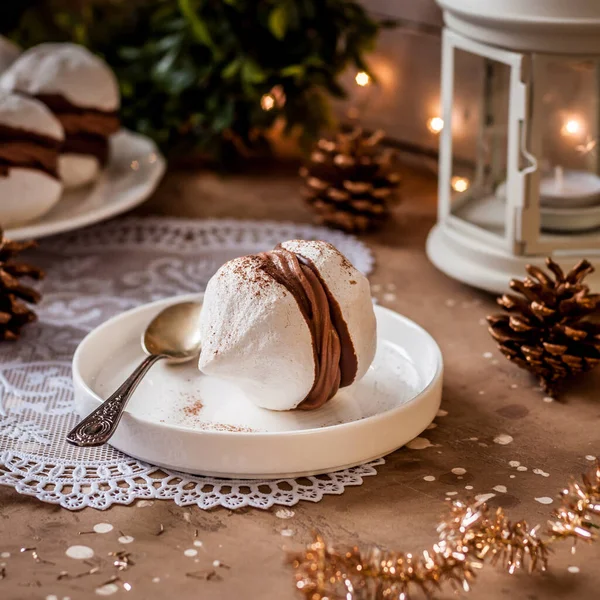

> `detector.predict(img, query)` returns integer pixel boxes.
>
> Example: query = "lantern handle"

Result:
[519,119,537,176]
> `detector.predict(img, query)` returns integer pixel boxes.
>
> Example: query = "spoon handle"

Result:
[67,354,165,447]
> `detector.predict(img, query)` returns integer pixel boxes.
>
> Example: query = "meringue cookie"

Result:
[199,240,377,411]
[0,91,63,226]
[0,43,120,189]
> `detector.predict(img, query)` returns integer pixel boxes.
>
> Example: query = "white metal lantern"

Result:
[426,0,600,293]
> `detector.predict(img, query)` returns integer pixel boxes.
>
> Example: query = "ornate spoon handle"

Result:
[67,354,165,447]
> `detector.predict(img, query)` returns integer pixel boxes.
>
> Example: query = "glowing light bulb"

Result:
[261,94,275,111]
[427,117,444,134]
[355,71,370,87]
[562,118,582,137]
[451,176,470,193]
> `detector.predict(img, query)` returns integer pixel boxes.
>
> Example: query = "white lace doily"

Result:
[0,217,382,510]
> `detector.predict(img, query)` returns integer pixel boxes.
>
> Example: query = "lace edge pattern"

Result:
[0,452,384,511]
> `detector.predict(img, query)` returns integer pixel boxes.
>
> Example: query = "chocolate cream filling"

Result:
[258,246,358,410]
[36,94,120,165]
[0,123,61,179]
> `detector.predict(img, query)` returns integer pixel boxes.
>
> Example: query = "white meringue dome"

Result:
[199,240,376,411]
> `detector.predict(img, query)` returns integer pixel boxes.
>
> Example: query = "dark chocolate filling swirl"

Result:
[258,246,357,410]
[35,94,120,165]
[0,123,61,179]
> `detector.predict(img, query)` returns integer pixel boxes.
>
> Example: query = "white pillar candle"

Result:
[540,168,600,207]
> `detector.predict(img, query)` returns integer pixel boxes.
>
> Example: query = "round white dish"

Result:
[72,294,443,479]
[5,129,166,241]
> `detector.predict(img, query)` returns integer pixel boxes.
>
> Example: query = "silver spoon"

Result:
[67,301,203,448]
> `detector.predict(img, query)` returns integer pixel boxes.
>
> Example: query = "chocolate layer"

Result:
[0,123,61,179]
[258,246,357,410]
[35,94,119,165]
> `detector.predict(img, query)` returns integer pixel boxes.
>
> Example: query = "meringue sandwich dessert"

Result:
[199,240,376,411]
[1,43,120,189]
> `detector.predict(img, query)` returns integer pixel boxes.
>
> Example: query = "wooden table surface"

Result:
[1,163,599,600]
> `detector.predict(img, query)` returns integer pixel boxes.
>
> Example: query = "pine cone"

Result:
[300,128,400,233]
[487,258,600,396]
[0,230,44,341]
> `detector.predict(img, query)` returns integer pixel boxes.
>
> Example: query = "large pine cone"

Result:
[300,128,400,233]
[487,258,600,396]
[0,231,44,341]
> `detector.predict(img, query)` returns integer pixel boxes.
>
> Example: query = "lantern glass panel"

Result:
[529,56,600,242]
[449,48,511,241]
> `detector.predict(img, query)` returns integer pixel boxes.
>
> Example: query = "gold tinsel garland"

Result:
[289,462,600,600]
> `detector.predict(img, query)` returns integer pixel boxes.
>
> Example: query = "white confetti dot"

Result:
[543,396,554,403]
[193,540,203,547]
[586,455,596,461]
[533,468,550,477]
[275,508,295,519]
[46,596,58,600]
[423,475,436,482]
[184,549,198,557]
[465,486,473,490]
[66,545,94,560]
[213,560,222,568]
[118,536,134,544]
[406,437,433,450]
[535,496,554,505]
[510,384,518,389]
[568,566,580,574]
[0,552,10,558]
[517,466,528,472]
[478,390,485,395]
[493,485,507,493]
[475,493,496,503]
[445,299,456,307]
[493,434,513,445]
[383,292,396,302]
[483,352,493,359]
[183,512,192,523]
[280,528,295,537]
[510,475,516,479]
[468,437,478,441]
[451,468,466,476]
[95,583,119,596]
[136,500,154,507]
[446,491,458,496]
[437,409,448,417]
[93,523,113,534]
[123,583,132,592]
[509,460,520,468]
[152,577,160,583]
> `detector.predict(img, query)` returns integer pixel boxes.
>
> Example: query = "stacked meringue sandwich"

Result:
[0,43,120,226]
[199,240,377,411]
[0,91,64,226]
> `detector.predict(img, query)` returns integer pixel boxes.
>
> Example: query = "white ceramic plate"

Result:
[5,129,166,241]
[72,295,443,479]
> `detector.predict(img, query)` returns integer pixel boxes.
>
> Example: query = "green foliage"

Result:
[4,0,387,164]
